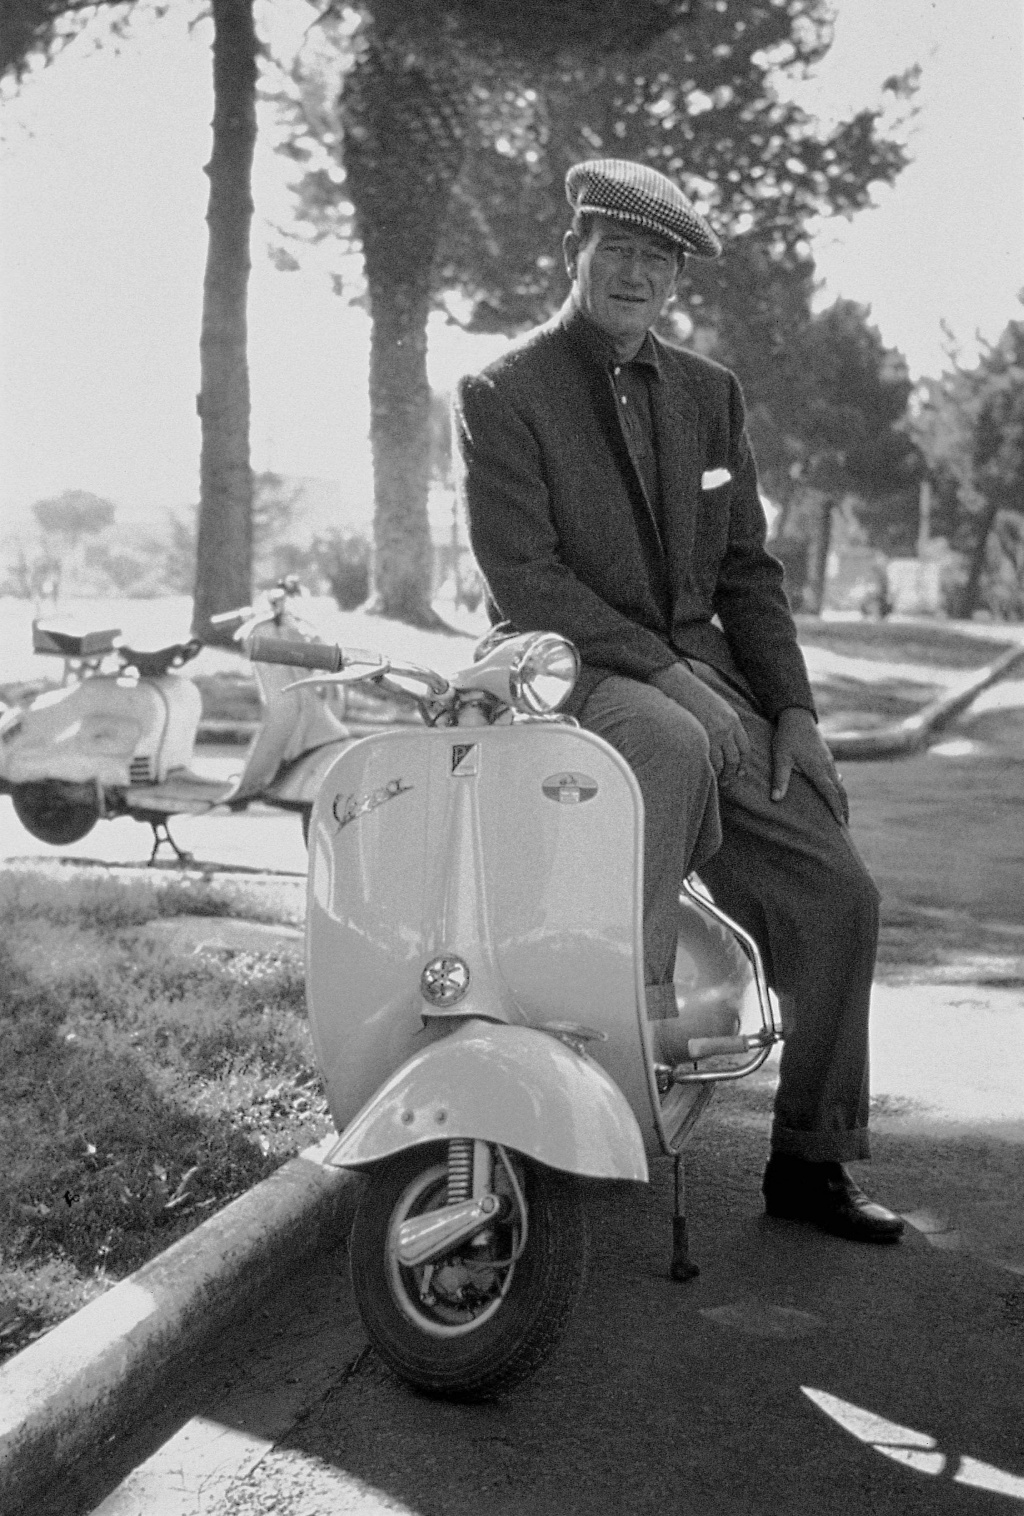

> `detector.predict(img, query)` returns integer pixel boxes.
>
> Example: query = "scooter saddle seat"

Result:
[118,639,204,677]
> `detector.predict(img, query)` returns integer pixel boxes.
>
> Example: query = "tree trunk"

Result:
[340,28,467,628]
[957,494,1001,620]
[801,494,834,615]
[191,0,258,644]
[366,277,437,623]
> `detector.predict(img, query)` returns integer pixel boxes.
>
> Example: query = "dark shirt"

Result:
[569,315,665,542]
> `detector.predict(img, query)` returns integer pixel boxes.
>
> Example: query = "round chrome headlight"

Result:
[508,634,580,715]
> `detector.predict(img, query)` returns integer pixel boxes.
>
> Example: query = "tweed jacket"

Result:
[453,298,815,720]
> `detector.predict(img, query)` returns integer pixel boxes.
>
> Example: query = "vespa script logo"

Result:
[333,777,413,832]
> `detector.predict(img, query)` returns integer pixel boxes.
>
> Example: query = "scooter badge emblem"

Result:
[542,772,598,805]
[420,954,471,1006]
[450,744,479,776]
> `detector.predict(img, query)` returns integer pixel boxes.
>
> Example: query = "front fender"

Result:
[326,1019,648,1182]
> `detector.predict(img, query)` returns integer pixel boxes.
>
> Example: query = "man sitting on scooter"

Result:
[453,157,904,1245]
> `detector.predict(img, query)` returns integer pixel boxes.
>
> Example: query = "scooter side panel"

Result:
[0,677,173,786]
[477,725,656,1132]
[327,1019,649,1181]
[306,730,443,1134]
[305,724,659,1147]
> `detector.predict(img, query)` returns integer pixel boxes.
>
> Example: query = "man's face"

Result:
[564,215,679,357]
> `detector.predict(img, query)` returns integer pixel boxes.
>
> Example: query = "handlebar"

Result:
[209,605,252,626]
[249,637,347,672]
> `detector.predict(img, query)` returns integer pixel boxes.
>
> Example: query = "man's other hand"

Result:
[650,662,751,785]
[771,706,848,824]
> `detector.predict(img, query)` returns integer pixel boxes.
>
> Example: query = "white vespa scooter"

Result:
[254,628,781,1399]
[0,579,381,860]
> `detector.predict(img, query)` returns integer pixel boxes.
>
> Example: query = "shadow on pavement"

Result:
[30,1093,1024,1516]
[181,1109,1024,1515]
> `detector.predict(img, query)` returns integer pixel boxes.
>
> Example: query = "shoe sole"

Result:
[764,1202,904,1243]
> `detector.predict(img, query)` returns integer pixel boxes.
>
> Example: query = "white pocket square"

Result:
[701,467,732,490]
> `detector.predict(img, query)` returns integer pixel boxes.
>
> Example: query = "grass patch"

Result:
[874,895,1024,980]
[0,870,330,1361]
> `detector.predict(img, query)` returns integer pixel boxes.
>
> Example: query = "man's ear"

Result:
[563,228,580,280]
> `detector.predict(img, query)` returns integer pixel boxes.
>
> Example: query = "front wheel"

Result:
[349,1143,590,1400]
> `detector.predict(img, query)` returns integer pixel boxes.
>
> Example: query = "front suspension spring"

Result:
[446,1138,474,1204]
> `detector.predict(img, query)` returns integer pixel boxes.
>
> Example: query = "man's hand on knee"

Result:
[771,706,849,823]
[650,662,751,784]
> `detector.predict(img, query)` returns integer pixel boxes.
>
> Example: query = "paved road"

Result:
[36,1113,1024,1516]
[7,719,1024,1516]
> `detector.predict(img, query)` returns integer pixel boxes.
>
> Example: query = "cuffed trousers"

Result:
[578,661,879,1163]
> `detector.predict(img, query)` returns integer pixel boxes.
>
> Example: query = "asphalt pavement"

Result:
[2,674,1023,1515]
[31,1105,1024,1516]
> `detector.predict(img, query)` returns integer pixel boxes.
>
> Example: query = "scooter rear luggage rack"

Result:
[32,623,121,658]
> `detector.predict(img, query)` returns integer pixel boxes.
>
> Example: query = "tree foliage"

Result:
[766,298,920,529]
[747,298,921,610]
[282,0,705,625]
[282,0,911,623]
[32,489,116,543]
[1,0,128,78]
[913,317,1024,618]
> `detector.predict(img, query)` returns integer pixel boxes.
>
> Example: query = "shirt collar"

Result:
[561,295,662,378]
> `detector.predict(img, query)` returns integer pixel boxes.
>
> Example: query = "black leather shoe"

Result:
[763,1156,905,1244]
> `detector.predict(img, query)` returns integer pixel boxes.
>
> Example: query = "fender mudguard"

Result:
[326,1019,649,1182]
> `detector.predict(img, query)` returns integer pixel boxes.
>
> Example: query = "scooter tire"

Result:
[350,1144,590,1400]
[12,782,99,845]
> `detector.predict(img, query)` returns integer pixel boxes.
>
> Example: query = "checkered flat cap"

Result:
[566,158,721,259]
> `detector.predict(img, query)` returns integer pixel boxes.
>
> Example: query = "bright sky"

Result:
[1,0,1022,526]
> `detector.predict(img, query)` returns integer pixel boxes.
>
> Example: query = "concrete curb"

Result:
[824,643,1024,759]
[0,1133,361,1516]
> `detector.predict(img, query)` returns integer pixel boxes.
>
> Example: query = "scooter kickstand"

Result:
[670,1154,700,1282]
[147,819,194,866]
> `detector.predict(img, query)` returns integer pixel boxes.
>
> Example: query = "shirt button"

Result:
[620,394,628,405]
[613,365,621,375]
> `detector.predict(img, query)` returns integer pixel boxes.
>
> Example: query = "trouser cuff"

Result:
[770,1124,871,1164]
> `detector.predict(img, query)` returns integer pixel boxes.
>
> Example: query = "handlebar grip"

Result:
[249,637,344,672]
